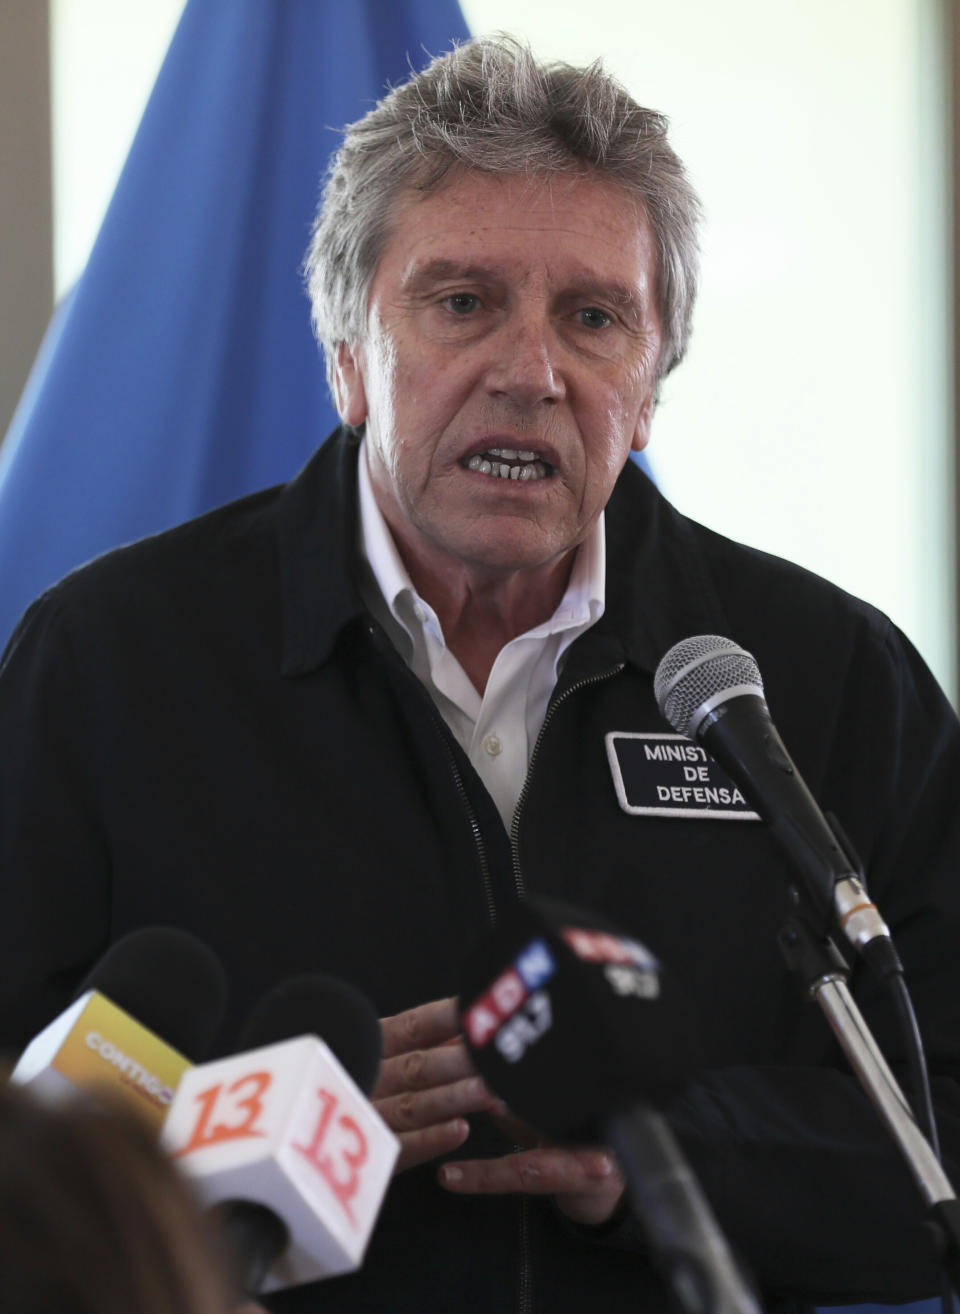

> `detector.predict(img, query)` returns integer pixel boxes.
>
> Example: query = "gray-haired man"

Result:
[2,35,959,1314]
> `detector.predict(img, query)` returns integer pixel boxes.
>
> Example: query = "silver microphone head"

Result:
[654,635,765,739]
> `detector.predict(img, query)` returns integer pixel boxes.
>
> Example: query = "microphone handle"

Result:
[212,1199,290,1294]
[697,696,852,926]
[603,1105,762,1314]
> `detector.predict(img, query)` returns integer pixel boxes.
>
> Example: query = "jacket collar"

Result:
[592,458,734,675]
[276,426,365,677]
[275,427,732,679]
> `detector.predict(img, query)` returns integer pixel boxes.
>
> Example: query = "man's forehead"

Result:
[389,167,648,231]
[377,170,657,296]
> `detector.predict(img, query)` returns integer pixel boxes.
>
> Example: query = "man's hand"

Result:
[374,997,626,1227]
[374,996,498,1171]
[438,1141,625,1227]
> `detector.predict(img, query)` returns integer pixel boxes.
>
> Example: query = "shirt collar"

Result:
[356,438,421,626]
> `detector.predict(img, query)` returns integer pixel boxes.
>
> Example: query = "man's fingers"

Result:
[394,1117,472,1173]
[375,997,477,1101]
[374,1035,475,1099]
[376,1073,493,1135]
[374,996,503,1177]
[438,1145,618,1194]
[380,996,460,1059]
[435,1145,626,1224]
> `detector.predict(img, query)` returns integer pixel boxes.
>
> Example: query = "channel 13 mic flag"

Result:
[0,0,471,648]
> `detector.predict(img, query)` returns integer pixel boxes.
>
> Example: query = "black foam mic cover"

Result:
[237,973,382,1097]
[78,926,228,1061]
[460,897,697,1141]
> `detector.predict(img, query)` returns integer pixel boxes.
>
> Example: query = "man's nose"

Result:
[483,312,566,407]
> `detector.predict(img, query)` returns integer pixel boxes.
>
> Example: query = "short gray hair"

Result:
[305,35,701,397]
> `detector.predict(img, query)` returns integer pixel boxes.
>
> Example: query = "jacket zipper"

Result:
[370,619,625,1314]
[428,698,498,927]
[509,661,625,1314]
[365,620,497,925]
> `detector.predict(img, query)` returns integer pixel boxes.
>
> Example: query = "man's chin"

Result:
[443,533,577,581]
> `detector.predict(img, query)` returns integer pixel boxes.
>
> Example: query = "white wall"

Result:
[50,0,184,294]
[51,0,955,697]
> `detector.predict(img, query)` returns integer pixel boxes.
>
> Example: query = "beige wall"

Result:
[0,0,52,440]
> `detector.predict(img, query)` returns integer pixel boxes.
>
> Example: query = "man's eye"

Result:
[445,293,480,314]
[577,307,612,329]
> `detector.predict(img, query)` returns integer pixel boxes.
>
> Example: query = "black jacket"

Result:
[3,428,960,1312]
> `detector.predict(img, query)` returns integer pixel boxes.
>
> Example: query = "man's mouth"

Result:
[462,447,553,482]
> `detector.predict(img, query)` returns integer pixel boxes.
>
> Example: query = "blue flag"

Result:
[0,0,470,646]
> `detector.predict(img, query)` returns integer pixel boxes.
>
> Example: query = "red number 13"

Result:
[292,1088,369,1226]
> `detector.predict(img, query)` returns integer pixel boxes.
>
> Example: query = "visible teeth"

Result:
[465,452,550,481]
[476,446,539,462]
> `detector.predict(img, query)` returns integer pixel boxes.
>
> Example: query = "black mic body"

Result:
[655,635,895,962]
[460,897,761,1314]
[604,1104,761,1314]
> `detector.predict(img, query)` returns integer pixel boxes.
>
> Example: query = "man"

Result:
[2,35,960,1314]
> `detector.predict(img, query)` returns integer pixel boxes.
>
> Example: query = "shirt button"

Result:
[413,603,426,623]
[483,734,503,757]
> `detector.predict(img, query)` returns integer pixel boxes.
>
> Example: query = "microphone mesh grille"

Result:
[654,635,764,736]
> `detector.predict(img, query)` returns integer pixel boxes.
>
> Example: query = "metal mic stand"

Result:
[777,912,960,1294]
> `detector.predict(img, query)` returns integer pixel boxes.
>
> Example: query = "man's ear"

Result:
[334,342,368,426]
[630,389,656,454]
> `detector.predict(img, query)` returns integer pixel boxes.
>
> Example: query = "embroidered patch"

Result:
[605,732,760,820]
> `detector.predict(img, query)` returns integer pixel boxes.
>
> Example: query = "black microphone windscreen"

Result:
[78,926,228,1061]
[237,975,382,1096]
[460,898,698,1141]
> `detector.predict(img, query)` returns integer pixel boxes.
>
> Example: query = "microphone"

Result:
[460,897,761,1314]
[654,635,897,963]
[161,974,399,1294]
[9,927,228,1130]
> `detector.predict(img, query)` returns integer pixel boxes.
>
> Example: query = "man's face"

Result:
[336,170,663,583]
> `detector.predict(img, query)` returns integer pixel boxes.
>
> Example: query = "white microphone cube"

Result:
[10,990,193,1130]
[161,1035,398,1288]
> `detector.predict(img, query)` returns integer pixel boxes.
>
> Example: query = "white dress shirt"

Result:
[356,441,605,831]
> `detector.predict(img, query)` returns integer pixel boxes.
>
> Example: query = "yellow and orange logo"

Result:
[54,993,192,1130]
